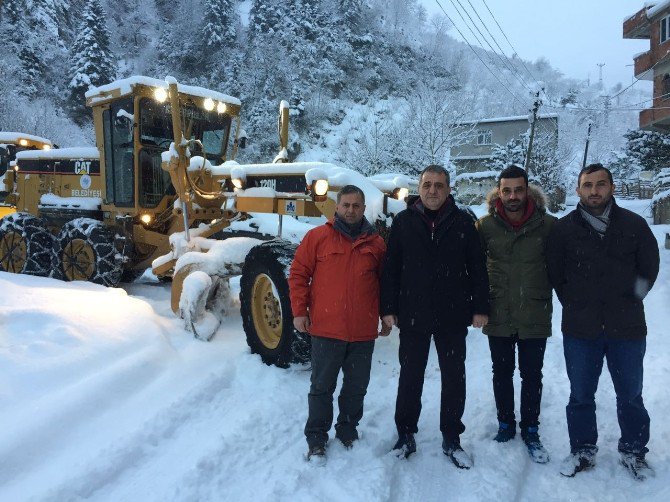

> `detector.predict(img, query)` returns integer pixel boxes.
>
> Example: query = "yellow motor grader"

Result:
[1,76,412,366]
[0,132,54,216]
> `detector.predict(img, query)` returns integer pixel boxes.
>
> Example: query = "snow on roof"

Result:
[458,114,558,126]
[0,132,52,145]
[452,155,494,160]
[648,1,670,18]
[454,170,499,182]
[16,147,99,160]
[85,76,242,107]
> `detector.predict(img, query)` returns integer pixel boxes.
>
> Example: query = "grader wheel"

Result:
[0,212,53,276]
[240,240,310,367]
[53,218,122,287]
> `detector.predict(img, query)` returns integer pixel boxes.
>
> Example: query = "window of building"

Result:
[663,74,670,99]
[477,129,492,145]
[661,16,670,43]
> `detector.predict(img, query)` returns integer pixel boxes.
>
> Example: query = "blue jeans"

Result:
[563,333,649,455]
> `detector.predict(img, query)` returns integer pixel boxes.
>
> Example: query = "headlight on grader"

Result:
[231,177,245,189]
[19,139,28,146]
[140,213,153,225]
[313,179,329,196]
[393,187,409,200]
[217,102,227,114]
[42,144,51,151]
[154,87,168,103]
[204,98,215,111]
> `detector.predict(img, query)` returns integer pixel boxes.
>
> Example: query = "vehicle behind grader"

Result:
[0,76,411,366]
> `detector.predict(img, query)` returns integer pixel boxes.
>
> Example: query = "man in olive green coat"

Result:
[476,165,556,464]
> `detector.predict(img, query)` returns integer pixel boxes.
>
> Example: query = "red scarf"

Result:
[495,197,535,231]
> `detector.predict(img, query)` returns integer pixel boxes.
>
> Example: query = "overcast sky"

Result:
[420,0,652,89]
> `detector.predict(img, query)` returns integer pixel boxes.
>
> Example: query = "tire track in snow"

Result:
[34,361,238,501]
[0,341,174,491]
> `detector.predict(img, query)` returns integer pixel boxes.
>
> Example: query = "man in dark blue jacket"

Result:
[381,164,490,469]
[547,164,660,480]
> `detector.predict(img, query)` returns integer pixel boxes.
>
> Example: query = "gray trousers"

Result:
[305,336,375,448]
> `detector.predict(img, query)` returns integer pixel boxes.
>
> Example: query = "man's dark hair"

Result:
[337,184,365,203]
[419,164,450,185]
[577,163,613,187]
[497,164,528,187]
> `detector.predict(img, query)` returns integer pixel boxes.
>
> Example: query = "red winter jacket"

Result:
[289,220,386,342]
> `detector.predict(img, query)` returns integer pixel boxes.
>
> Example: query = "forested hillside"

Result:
[0,0,647,181]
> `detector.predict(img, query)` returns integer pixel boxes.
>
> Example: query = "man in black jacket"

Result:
[547,164,660,480]
[381,164,490,469]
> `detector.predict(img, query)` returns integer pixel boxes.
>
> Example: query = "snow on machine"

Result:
[1,76,413,366]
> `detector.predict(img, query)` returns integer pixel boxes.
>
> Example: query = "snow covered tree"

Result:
[1,0,24,24]
[67,0,116,123]
[249,0,282,38]
[18,45,45,98]
[202,0,237,51]
[488,136,527,172]
[621,129,670,173]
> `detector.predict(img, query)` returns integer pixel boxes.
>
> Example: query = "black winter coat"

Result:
[546,199,659,340]
[380,196,490,335]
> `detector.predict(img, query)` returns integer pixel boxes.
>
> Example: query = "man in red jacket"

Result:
[289,184,387,464]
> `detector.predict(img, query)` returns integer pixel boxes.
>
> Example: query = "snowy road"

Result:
[1,199,669,501]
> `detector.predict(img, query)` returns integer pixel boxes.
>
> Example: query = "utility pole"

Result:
[525,89,544,176]
[597,63,606,88]
[582,120,593,169]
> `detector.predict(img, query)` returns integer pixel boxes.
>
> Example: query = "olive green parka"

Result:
[475,185,556,339]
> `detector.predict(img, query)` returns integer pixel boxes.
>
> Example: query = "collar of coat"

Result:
[327,215,377,241]
[410,194,456,225]
[486,183,548,216]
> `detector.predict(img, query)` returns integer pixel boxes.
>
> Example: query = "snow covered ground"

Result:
[1,198,669,501]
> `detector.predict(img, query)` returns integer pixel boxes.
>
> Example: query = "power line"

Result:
[433,0,528,108]
[463,0,539,94]
[451,0,536,94]
[479,0,542,86]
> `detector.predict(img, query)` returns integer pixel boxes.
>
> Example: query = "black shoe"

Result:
[392,433,416,459]
[442,436,473,469]
[620,452,654,481]
[335,429,358,450]
[521,427,549,464]
[560,449,595,477]
[493,422,516,443]
[306,445,326,465]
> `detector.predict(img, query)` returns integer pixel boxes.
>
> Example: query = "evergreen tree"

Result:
[621,129,670,173]
[202,0,237,50]
[249,0,282,38]
[18,45,45,98]
[68,0,116,123]
[1,0,25,24]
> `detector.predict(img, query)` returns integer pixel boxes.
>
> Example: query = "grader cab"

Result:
[0,76,413,367]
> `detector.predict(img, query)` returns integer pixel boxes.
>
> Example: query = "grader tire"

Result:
[0,212,53,276]
[53,218,122,287]
[240,240,310,367]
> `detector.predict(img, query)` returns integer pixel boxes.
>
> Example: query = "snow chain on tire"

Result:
[240,239,310,367]
[53,218,123,287]
[0,212,53,276]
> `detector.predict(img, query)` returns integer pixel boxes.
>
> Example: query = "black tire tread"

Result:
[240,239,310,367]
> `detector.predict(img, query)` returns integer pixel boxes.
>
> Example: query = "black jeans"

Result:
[395,329,467,439]
[305,336,375,448]
[488,335,547,430]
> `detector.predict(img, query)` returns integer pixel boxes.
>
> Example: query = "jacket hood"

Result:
[486,183,548,215]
